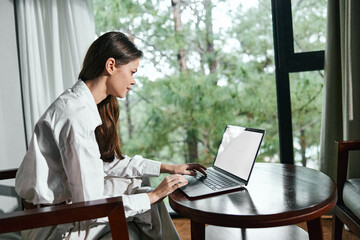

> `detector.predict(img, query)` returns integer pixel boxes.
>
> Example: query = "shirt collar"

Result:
[71,80,102,128]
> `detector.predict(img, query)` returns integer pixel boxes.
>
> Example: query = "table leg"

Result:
[332,214,343,240]
[190,220,205,240]
[307,217,323,240]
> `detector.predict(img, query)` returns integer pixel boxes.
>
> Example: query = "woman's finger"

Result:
[174,180,188,189]
[172,178,188,189]
[165,174,182,181]
[193,164,207,176]
[165,174,187,186]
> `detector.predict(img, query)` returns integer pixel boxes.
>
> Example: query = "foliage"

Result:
[93,0,327,169]
[292,0,327,52]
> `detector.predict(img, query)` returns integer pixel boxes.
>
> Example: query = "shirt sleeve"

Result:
[59,126,104,203]
[122,193,151,218]
[103,155,161,178]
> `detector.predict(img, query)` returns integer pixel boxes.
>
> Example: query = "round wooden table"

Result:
[169,163,337,240]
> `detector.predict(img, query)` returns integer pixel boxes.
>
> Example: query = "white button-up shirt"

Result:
[15,80,161,218]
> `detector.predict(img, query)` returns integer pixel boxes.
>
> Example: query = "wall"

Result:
[0,0,26,214]
[0,0,26,169]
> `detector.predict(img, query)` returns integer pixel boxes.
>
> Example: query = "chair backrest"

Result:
[0,168,17,180]
[0,168,129,240]
[336,140,360,205]
[333,140,360,238]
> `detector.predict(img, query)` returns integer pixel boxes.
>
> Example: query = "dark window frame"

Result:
[271,0,325,164]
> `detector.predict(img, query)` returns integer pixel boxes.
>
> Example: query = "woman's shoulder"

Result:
[46,90,87,120]
[40,90,96,132]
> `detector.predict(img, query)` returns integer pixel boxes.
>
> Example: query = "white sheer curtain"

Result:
[16,0,95,143]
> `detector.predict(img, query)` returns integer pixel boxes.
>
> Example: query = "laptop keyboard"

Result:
[196,168,239,190]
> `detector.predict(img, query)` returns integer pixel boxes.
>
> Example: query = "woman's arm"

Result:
[146,163,207,204]
[60,132,105,203]
[160,163,207,176]
[147,174,188,204]
[104,155,161,178]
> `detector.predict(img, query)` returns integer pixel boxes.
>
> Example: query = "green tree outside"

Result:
[93,0,327,173]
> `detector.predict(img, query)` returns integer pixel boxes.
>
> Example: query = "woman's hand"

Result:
[147,174,188,204]
[161,163,207,176]
[173,163,207,176]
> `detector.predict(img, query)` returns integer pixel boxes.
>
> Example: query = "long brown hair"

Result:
[78,32,143,162]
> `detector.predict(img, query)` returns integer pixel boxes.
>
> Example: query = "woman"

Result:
[15,31,206,239]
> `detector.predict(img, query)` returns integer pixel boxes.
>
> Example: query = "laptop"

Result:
[180,125,265,199]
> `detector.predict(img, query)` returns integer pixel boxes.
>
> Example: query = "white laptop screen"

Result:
[214,125,264,181]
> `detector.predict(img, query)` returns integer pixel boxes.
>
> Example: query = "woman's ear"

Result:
[105,58,116,75]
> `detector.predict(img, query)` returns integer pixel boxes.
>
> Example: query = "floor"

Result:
[172,216,360,240]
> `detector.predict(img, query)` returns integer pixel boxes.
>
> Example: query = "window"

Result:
[290,71,324,168]
[93,0,327,170]
[271,0,326,167]
[291,0,327,53]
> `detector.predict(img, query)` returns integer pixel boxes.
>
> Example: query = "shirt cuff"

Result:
[122,193,151,218]
[143,159,161,177]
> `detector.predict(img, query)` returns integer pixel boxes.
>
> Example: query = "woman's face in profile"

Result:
[107,58,139,98]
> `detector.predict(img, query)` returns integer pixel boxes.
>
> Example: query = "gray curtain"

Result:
[320,0,360,180]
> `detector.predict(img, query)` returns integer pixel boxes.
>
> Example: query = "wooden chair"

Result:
[0,168,129,239]
[332,141,360,239]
